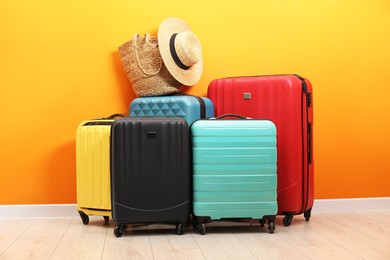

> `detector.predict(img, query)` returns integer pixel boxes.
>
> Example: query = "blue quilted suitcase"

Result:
[130,95,214,125]
[191,114,278,234]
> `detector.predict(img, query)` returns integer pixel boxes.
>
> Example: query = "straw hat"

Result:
[158,17,203,86]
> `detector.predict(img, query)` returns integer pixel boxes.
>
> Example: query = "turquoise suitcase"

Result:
[130,95,214,126]
[191,114,278,234]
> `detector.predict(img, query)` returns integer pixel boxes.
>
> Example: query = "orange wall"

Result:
[1,1,390,204]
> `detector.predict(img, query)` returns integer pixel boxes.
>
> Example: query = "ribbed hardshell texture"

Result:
[192,119,278,219]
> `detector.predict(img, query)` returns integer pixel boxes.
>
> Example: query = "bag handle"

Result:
[133,33,162,76]
[209,114,252,120]
[171,91,188,96]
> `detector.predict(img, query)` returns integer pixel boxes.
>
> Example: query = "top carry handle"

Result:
[209,114,252,120]
[95,113,128,120]
[83,114,128,126]
[106,113,128,119]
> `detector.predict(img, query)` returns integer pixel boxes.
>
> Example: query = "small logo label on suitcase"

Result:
[243,93,251,100]
[147,132,157,138]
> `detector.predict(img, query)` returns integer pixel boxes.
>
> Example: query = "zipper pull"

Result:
[301,80,312,107]
[307,92,312,107]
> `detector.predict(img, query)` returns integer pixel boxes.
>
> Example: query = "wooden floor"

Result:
[1,211,390,259]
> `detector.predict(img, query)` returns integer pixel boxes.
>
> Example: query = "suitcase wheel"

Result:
[196,223,206,235]
[114,225,125,237]
[259,218,266,227]
[176,223,185,235]
[261,216,276,233]
[103,216,109,223]
[304,208,312,221]
[268,222,275,234]
[79,211,89,225]
[283,213,294,226]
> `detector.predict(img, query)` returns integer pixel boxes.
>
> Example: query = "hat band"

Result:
[169,33,190,70]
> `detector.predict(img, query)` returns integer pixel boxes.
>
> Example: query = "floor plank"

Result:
[236,230,310,259]
[358,210,390,229]
[274,217,361,259]
[0,218,71,260]
[148,225,205,260]
[1,211,390,259]
[203,219,310,259]
[327,211,390,247]
[0,218,34,255]
[191,222,259,260]
[101,223,154,260]
[50,217,108,260]
[306,213,390,259]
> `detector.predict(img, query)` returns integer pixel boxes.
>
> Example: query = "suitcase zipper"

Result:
[193,96,206,119]
[308,123,312,164]
[174,92,206,119]
[297,75,311,215]
[298,76,313,164]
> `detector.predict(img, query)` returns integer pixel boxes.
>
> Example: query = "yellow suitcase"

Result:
[76,114,125,224]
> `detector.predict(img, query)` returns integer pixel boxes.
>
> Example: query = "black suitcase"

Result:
[110,117,190,237]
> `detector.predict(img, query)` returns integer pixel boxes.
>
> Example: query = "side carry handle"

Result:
[209,114,252,120]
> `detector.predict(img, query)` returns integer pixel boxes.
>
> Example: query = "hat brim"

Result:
[158,17,203,86]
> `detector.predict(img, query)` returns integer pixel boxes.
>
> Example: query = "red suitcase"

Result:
[208,74,313,226]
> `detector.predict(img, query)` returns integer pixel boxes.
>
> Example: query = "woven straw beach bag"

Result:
[118,33,182,97]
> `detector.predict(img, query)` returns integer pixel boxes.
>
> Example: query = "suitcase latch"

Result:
[243,93,251,100]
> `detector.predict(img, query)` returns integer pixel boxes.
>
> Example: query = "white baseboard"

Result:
[0,204,78,218]
[312,197,390,213]
[0,198,389,218]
